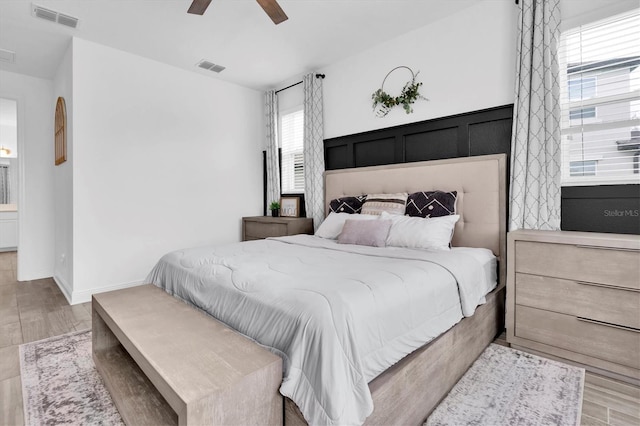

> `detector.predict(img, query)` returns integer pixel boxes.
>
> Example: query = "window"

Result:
[568,77,596,101]
[570,160,597,177]
[559,9,640,185]
[280,108,304,193]
[569,107,596,120]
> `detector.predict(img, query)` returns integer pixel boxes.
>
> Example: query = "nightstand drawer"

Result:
[515,273,640,330]
[515,241,640,291]
[516,305,640,370]
[244,221,287,239]
[242,217,314,241]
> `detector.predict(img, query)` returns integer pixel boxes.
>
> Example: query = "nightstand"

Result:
[242,216,314,241]
[506,229,640,384]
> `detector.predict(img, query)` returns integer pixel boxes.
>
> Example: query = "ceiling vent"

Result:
[32,4,79,28]
[196,60,225,73]
[0,48,16,64]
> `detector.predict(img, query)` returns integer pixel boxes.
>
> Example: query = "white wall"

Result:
[52,41,74,297]
[67,38,264,303]
[0,70,55,280]
[318,1,518,139]
[278,83,304,115]
[314,0,638,140]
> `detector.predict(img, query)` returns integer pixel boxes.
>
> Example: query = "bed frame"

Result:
[285,153,507,425]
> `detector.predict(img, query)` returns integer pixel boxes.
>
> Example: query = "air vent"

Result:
[33,5,56,21]
[57,13,79,28]
[196,60,225,73]
[0,48,16,64]
[32,4,79,28]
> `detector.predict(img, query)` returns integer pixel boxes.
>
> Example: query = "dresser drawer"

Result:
[244,221,287,239]
[515,305,640,370]
[515,273,640,330]
[515,241,640,290]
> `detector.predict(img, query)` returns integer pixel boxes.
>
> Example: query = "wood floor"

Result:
[0,251,92,425]
[0,251,638,426]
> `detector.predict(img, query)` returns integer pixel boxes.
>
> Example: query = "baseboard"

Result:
[70,279,146,305]
[16,268,53,281]
[18,269,55,282]
[53,274,73,305]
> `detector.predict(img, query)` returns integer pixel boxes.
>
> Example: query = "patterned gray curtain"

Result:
[303,74,325,231]
[0,165,10,204]
[509,0,561,231]
[265,90,281,213]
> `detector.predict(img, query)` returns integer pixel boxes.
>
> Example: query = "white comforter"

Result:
[146,235,496,426]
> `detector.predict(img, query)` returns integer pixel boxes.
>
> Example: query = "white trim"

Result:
[16,270,53,281]
[53,274,73,304]
[0,91,25,280]
[561,177,640,187]
[69,279,146,305]
[16,94,25,280]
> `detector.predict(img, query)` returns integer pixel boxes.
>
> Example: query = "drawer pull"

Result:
[576,317,640,333]
[575,245,640,253]
[575,281,640,293]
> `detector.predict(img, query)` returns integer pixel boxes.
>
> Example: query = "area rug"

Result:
[20,332,585,426]
[19,329,124,426]
[426,343,585,426]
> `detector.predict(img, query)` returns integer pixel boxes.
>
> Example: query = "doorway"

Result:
[0,97,18,252]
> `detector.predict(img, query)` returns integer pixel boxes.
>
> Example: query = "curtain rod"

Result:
[275,74,325,94]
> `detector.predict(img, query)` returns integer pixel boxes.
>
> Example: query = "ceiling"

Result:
[0,0,477,90]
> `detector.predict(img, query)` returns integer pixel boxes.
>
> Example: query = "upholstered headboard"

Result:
[324,154,507,282]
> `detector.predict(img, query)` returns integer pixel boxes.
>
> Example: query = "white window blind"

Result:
[559,9,640,185]
[280,108,304,194]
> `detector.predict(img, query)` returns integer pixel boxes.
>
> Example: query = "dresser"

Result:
[242,216,314,241]
[506,229,640,384]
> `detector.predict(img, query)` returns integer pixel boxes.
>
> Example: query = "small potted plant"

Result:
[269,201,281,217]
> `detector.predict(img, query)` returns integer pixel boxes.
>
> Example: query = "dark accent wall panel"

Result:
[468,118,512,157]
[324,104,514,170]
[562,185,640,235]
[325,144,349,170]
[404,127,459,162]
[354,138,396,167]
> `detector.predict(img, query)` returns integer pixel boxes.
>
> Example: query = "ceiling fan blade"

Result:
[256,0,288,24]
[187,0,212,15]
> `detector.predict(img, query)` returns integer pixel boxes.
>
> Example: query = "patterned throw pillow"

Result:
[405,191,457,218]
[329,195,368,214]
[361,193,408,216]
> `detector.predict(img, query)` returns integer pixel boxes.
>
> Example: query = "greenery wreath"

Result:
[371,66,426,117]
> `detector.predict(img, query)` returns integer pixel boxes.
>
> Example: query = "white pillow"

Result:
[382,211,460,250]
[315,212,379,239]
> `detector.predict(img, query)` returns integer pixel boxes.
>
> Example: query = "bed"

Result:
[148,153,507,426]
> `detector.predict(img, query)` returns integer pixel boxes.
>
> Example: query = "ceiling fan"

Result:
[187,0,288,25]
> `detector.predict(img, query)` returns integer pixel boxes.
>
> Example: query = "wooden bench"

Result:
[92,284,283,426]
